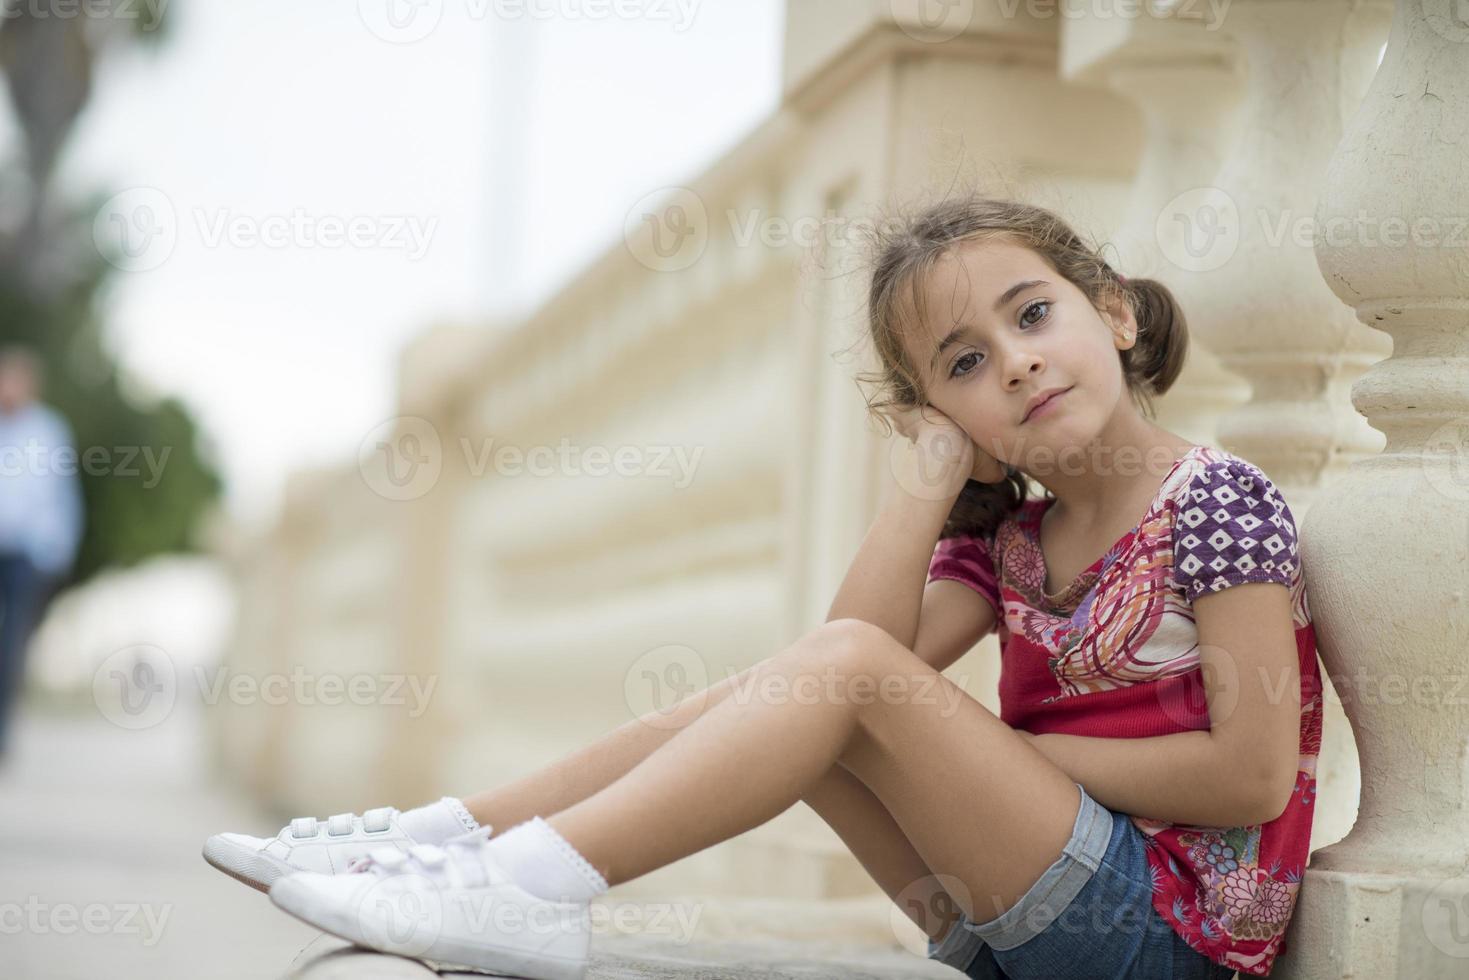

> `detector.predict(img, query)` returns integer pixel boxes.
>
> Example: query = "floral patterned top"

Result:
[927,444,1322,977]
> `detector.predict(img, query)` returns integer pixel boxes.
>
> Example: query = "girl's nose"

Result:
[1002,345,1044,386]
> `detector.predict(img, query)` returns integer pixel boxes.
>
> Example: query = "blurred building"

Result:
[214,1,1469,975]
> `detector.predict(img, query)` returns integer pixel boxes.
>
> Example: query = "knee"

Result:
[789,618,898,673]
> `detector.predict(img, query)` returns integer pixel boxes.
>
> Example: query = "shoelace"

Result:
[345,824,497,886]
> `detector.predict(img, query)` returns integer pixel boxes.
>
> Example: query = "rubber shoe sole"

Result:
[202,834,296,893]
[270,871,590,980]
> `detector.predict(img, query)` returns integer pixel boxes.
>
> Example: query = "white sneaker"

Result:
[203,807,422,893]
[269,827,592,980]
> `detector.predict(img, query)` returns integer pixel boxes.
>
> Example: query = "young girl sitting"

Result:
[204,196,1320,980]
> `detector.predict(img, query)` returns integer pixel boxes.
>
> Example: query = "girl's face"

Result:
[897,237,1138,471]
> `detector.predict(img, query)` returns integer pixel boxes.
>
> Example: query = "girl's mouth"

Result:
[1024,386,1071,423]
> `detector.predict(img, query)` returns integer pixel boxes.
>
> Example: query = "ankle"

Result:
[399,796,480,845]
[484,816,610,903]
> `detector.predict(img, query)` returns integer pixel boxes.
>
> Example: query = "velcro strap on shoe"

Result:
[368,846,407,869]
[327,813,354,837]
[363,808,394,833]
[290,817,318,839]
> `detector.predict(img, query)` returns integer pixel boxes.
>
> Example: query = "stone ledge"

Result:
[286,933,955,979]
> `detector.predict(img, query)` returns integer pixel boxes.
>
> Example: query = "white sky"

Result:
[39,0,784,532]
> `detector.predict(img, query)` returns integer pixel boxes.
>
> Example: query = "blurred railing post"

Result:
[1058,8,1252,450]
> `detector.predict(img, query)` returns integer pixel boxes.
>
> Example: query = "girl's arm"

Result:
[1024,581,1303,829]
[1027,730,1273,828]
[825,476,959,651]
[825,402,1001,650]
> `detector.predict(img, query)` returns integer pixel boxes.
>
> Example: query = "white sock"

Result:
[483,816,609,903]
[398,796,480,845]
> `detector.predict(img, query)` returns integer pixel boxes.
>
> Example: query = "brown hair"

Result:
[855,196,1189,540]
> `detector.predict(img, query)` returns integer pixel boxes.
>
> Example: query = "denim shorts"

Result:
[925,782,1238,980]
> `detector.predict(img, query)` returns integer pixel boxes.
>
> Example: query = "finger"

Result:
[891,403,923,440]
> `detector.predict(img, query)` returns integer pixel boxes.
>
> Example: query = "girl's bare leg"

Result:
[547,618,1079,924]
[548,626,913,887]
[461,655,778,831]
[461,638,957,941]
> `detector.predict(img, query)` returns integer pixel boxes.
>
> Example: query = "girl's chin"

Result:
[1000,433,1096,470]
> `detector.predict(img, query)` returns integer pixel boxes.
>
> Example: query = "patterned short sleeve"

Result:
[1173,457,1300,601]
[928,532,1002,618]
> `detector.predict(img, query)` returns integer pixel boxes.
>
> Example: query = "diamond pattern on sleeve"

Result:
[928,532,1002,619]
[1173,458,1299,601]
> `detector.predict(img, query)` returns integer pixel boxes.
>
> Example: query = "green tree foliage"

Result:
[0,4,222,589]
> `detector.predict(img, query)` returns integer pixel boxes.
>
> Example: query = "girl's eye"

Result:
[947,300,1051,379]
[950,351,979,379]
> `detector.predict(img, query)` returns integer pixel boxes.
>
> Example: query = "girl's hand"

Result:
[889,401,1007,496]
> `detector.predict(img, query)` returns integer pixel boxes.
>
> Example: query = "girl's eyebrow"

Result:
[927,278,1050,371]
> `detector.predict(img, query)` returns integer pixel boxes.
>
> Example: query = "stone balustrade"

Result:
[214,1,1469,971]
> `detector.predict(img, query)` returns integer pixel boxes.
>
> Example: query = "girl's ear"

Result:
[1101,295,1138,351]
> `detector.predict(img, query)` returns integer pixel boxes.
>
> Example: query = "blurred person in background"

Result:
[0,344,83,755]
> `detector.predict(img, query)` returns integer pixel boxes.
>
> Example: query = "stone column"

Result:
[1101,61,1251,449]
[1150,0,1395,866]
[1278,1,1469,976]
[1177,0,1392,501]
[1058,10,1254,447]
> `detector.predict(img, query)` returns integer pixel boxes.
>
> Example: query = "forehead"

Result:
[898,237,1050,357]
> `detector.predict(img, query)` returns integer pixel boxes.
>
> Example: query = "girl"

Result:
[204,197,1320,980]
